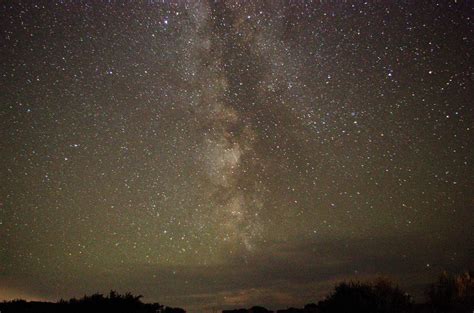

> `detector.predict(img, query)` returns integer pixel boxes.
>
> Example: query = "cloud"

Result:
[4,231,471,313]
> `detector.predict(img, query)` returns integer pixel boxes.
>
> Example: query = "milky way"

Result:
[1,1,473,312]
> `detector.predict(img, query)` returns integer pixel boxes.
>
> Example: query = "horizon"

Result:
[0,271,470,312]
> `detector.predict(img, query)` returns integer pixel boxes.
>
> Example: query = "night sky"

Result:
[1,1,473,312]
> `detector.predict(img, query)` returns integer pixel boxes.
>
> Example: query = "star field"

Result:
[1,1,473,312]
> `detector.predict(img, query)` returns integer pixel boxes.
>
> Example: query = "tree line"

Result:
[225,271,473,313]
[0,290,184,313]
[1,271,472,313]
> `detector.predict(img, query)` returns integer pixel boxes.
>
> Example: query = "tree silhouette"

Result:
[318,278,412,313]
[249,306,273,313]
[0,291,181,313]
[223,307,273,313]
[426,271,474,313]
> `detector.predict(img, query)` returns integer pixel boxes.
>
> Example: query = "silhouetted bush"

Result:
[222,309,249,313]
[277,303,320,313]
[223,307,273,313]
[0,291,183,313]
[318,278,413,313]
[249,306,273,313]
[426,271,474,313]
